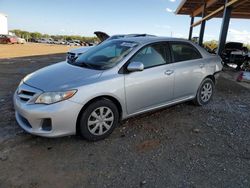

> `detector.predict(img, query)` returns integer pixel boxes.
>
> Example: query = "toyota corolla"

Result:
[14,37,222,141]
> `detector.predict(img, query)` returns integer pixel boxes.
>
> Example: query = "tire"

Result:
[79,99,119,141]
[194,78,214,106]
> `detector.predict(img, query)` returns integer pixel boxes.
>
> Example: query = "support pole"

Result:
[188,17,194,40]
[217,0,232,55]
[198,3,206,46]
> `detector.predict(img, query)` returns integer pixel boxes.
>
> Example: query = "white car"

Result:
[17,37,26,44]
[67,46,93,62]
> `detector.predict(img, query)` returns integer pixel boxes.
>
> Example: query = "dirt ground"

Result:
[0,54,250,188]
[0,43,77,59]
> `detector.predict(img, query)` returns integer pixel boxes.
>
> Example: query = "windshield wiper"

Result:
[75,62,95,69]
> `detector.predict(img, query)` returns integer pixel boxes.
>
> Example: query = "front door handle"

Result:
[165,70,174,75]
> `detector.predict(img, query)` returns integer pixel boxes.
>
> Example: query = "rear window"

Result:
[170,42,202,62]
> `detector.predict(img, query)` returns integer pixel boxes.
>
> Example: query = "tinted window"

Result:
[131,43,170,69]
[170,43,202,62]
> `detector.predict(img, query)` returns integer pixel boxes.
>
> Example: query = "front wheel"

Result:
[79,99,119,141]
[194,78,214,106]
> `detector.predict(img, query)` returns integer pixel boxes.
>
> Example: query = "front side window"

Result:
[72,40,138,70]
[130,43,170,69]
[170,42,202,62]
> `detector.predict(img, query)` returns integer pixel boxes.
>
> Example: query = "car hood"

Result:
[225,42,243,50]
[69,46,93,54]
[94,31,110,42]
[24,62,103,91]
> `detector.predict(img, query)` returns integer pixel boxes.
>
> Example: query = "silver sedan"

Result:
[14,37,223,141]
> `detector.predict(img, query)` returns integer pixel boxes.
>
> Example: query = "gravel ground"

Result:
[0,54,250,188]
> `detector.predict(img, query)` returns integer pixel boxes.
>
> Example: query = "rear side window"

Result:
[131,43,170,69]
[170,42,202,62]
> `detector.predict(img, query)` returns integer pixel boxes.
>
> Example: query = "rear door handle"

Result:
[165,70,174,75]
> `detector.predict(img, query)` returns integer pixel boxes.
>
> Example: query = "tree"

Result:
[10,29,22,37]
[30,32,42,39]
[19,31,31,41]
[9,29,98,43]
[66,36,73,41]
[203,40,218,51]
[42,34,50,39]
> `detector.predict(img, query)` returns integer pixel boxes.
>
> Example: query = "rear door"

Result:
[124,42,174,114]
[169,42,205,99]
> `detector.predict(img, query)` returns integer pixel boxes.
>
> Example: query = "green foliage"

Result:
[10,29,97,42]
[243,44,250,50]
[42,34,50,38]
[203,40,218,51]
[204,41,250,51]
[10,29,30,40]
[30,32,42,39]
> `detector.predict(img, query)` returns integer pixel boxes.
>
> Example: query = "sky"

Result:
[1,0,250,43]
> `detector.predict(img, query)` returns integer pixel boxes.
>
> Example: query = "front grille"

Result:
[17,83,41,103]
[67,52,77,63]
[17,89,36,102]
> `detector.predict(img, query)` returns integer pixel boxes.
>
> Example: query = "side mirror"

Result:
[127,61,144,72]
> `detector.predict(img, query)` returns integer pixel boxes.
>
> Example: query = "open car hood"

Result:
[94,31,110,42]
[225,42,243,50]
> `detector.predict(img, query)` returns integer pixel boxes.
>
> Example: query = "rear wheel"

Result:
[79,99,119,141]
[194,78,214,106]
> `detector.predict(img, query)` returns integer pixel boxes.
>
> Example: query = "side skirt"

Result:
[123,95,195,120]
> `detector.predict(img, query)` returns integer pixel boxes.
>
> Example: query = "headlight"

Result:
[35,90,77,104]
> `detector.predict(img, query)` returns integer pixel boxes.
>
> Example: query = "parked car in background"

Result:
[30,38,39,43]
[0,35,18,44]
[36,38,53,44]
[66,31,155,63]
[52,39,62,45]
[53,39,67,45]
[67,40,81,46]
[37,38,49,43]
[14,37,222,141]
[16,37,26,44]
[213,42,249,70]
[47,38,54,44]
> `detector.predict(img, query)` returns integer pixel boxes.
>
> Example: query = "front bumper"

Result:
[13,91,83,137]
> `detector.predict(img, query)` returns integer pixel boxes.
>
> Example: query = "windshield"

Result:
[70,40,138,70]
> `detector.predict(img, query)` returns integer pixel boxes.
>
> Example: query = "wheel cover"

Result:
[87,107,114,136]
[201,82,213,102]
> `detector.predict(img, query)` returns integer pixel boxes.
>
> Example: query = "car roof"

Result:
[114,36,211,58]
[115,36,190,45]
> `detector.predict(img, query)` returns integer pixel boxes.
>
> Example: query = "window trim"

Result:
[119,41,171,74]
[169,41,203,63]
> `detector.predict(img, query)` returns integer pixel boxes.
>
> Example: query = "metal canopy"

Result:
[175,0,250,54]
[176,0,250,27]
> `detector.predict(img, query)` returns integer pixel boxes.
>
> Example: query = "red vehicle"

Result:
[0,35,18,44]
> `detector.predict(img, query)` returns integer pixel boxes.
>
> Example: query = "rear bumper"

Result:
[13,91,83,137]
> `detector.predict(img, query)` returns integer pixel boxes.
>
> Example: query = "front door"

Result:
[124,42,174,114]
